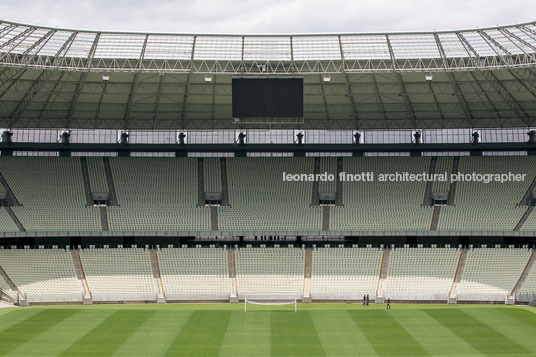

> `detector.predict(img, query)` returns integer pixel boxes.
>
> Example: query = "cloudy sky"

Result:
[1,0,535,34]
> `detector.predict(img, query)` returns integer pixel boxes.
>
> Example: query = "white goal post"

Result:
[244,294,297,312]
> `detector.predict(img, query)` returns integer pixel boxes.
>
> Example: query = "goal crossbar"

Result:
[244,294,297,312]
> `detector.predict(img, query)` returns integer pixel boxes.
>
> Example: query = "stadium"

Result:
[0,17,536,356]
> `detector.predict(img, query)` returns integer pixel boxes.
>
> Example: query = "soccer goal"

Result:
[244,294,297,312]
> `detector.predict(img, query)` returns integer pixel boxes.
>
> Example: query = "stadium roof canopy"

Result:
[0,20,536,130]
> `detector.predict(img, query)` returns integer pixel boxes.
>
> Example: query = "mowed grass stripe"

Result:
[424,308,531,356]
[0,309,42,333]
[389,309,483,357]
[6,309,114,357]
[349,310,428,356]
[464,308,536,355]
[59,310,154,357]
[164,310,231,356]
[219,311,271,357]
[0,309,77,356]
[312,310,378,357]
[495,308,536,330]
[271,311,326,356]
[111,310,193,357]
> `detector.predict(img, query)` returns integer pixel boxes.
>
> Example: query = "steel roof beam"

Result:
[122,35,149,129]
[338,35,360,129]
[507,69,536,99]
[179,36,197,130]
[290,36,295,75]
[479,31,514,67]
[386,35,417,128]
[0,67,27,100]
[457,33,481,67]
[468,71,505,127]
[478,70,532,126]
[52,32,78,68]
[434,34,477,127]
[92,81,107,128]
[0,20,534,73]
[517,68,536,91]
[151,75,165,130]
[64,72,87,129]
[370,74,389,129]
[210,75,216,129]
[0,27,34,51]
[87,33,100,69]
[55,32,77,58]
[64,34,100,128]
[500,29,536,58]
[318,74,330,123]
[36,71,67,127]
[0,27,36,62]
[22,30,55,56]
[428,81,447,128]
[479,31,512,56]
[446,72,475,127]
[435,35,474,123]
[0,24,16,41]
[519,25,536,40]
[8,70,54,127]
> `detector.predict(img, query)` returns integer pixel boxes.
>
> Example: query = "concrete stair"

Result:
[197,158,205,207]
[447,157,459,206]
[514,206,534,231]
[311,158,320,206]
[99,206,109,231]
[220,158,230,206]
[80,157,93,206]
[303,248,312,303]
[448,248,468,304]
[422,156,437,206]
[4,207,25,232]
[0,261,27,306]
[335,157,343,206]
[149,249,166,304]
[70,249,92,305]
[211,206,218,231]
[508,249,535,304]
[430,206,441,231]
[375,248,391,303]
[227,247,238,302]
[0,169,21,206]
[321,206,329,231]
[102,157,119,206]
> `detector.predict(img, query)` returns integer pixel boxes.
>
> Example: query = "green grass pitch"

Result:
[0,304,535,356]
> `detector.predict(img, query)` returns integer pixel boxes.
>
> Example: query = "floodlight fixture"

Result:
[295,130,305,145]
[413,130,422,144]
[353,130,363,144]
[472,130,480,144]
[322,74,331,82]
[177,131,186,145]
[102,72,110,81]
[528,130,536,144]
[236,130,247,145]
[59,129,71,145]
[1,130,13,144]
[118,130,129,145]
[425,72,433,81]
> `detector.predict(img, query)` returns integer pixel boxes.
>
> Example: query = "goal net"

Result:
[244,294,297,312]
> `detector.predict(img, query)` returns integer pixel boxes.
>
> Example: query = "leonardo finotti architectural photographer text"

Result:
[282,171,527,184]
